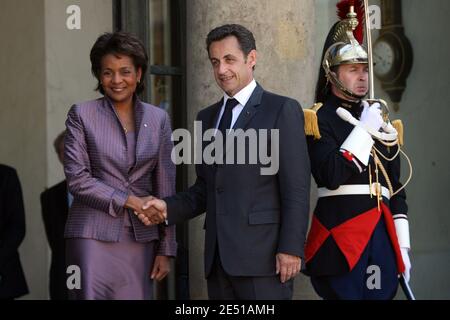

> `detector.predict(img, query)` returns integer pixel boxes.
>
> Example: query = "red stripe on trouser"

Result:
[380,202,406,274]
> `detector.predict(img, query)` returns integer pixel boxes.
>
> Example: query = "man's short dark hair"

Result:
[90,31,148,95]
[53,130,66,154]
[206,24,256,58]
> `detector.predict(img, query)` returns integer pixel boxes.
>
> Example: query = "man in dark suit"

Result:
[0,164,29,299]
[138,24,310,299]
[40,131,69,300]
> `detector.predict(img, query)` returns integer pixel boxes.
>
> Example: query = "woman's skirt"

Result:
[66,227,156,300]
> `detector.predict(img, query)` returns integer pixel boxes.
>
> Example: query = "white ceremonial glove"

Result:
[360,101,384,133]
[400,247,411,283]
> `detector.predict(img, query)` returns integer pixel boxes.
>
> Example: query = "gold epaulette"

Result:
[391,119,404,146]
[303,103,322,139]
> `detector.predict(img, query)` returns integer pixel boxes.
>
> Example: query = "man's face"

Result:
[208,36,256,97]
[335,63,369,97]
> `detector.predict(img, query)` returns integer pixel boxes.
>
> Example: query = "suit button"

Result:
[216,187,224,193]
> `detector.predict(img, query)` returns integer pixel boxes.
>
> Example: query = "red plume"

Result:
[336,0,365,44]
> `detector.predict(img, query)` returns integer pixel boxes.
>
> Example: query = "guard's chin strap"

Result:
[339,89,365,102]
[328,74,366,102]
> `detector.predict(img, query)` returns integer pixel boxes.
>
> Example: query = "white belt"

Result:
[317,184,391,200]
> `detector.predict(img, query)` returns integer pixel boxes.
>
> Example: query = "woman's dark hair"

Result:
[90,31,148,95]
[206,24,256,60]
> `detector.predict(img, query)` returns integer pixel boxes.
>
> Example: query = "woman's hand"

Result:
[124,195,155,216]
[150,255,171,281]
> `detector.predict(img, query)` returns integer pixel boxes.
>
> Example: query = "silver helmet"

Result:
[322,3,368,100]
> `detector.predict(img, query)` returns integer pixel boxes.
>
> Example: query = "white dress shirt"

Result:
[215,79,257,132]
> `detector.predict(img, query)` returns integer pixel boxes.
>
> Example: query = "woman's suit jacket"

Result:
[64,96,176,256]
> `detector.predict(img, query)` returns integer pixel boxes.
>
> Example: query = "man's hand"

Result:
[125,195,166,226]
[150,255,171,281]
[360,101,384,133]
[276,253,301,283]
[137,198,168,226]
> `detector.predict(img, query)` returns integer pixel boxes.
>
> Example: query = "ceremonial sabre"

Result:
[363,0,416,299]
[399,274,416,300]
[363,0,390,122]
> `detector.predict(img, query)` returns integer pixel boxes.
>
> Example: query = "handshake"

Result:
[133,196,168,226]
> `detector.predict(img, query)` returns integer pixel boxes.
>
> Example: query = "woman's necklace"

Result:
[114,111,129,134]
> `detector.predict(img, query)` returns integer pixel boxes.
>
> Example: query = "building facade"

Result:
[0,0,449,299]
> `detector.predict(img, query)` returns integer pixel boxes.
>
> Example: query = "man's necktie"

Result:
[218,98,239,139]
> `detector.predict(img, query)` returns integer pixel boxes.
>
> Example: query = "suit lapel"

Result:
[202,101,223,172]
[208,99,224,131]
[134,99,163,172]
[224,84,264,156]
[232,84,264,131]
[134,99,145,166]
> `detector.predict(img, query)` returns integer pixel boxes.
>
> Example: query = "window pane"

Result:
[149,0,181,67]
[149,74,182,126]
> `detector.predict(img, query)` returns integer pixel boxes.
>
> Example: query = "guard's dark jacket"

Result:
[304,94,408,276]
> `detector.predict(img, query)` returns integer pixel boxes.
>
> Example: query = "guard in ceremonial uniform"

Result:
[303,0,412,300]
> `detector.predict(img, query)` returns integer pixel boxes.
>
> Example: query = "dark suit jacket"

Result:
[0,164,29,299]
[166,84,311,277]
[40,180,68,300]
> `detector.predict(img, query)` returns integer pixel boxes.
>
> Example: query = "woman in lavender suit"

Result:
[63,32,177,300]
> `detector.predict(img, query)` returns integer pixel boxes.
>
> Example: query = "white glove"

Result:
[400,247,411,283]
[360,101,384,133]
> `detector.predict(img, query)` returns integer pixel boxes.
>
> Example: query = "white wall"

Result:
[45,0,113,186]
[0,0,112,299]
[0,0,48,300]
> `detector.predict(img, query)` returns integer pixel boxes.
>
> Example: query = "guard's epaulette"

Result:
[303,102,322,139]
[391,119,404,146]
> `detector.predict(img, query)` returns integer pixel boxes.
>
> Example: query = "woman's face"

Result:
[100,53,142,106]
